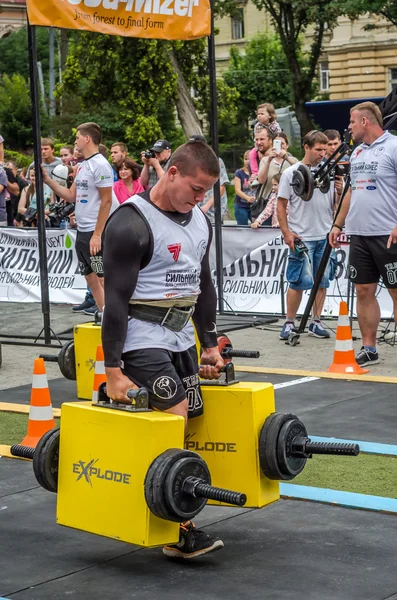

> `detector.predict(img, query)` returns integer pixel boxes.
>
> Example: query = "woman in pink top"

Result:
[113,157,145,203]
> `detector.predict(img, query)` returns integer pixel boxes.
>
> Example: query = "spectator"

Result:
[249,103,282,174]
[0,165,8,226]
[277,130,343,341]
[29,138,61,179]
[233,151,256,225]
[42,122,117,313]
[110,142,128,180]
[113,158,145,204]
[257,132,298,204]
[0,134,3,164]
[254,103,282,136]
[329,102,397,367]
[324,129,342,160]
[248,128,275,178]
[251,173,281,229]
[189,135,229,223]
[16,169,52,227]
[60,146,74,165]
[140,139,172,188]
[5,160,28,225]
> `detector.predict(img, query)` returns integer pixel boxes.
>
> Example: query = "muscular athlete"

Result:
[102,141,225,559]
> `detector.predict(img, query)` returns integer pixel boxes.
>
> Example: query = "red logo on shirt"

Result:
[167,243,182,262]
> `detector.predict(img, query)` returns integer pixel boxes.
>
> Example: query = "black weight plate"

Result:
[319,174,331,194]
[298,164,314,202]
[291,169,306,198]
[259,412,300,480]
[164,456,210,521]
[58,340,76,381]
[144,448,201,522]
[276,419,307,480]
[32,428,60,492]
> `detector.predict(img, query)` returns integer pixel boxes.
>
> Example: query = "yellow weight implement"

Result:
[190,380,279,508]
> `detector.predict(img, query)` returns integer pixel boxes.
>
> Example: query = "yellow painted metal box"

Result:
[57,402,184,547]
[187,382,279,508]
[74,323,102,399]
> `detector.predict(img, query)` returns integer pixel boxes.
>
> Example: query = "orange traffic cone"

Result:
[327,302,369,375]
[92,345,106,403]
[20,358,55,448]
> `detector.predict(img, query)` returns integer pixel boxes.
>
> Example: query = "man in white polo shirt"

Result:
[43,122,117,311]
[330,101,397,367]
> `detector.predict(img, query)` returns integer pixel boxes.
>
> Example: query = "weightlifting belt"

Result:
[128,304,194,332]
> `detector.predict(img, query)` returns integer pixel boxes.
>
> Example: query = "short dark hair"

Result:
[274,132,289,145]
[255,127,276,141]
[41,138,54,149]
[116,157,140,180]
[60,145,74,154]
[169,141,220,178]
[324,129,341,141]
[111,142,128,153]
[302,130,328,148]
[271,172,281,183]
[98,144,109,159]
[77,122,102,145]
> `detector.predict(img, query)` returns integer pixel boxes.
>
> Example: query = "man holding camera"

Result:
[278,130,343,340]
[43,122,117,312]
[140,139,172,188]
[330,101,397,367]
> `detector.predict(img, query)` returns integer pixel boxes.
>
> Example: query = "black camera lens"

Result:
[144,150,156,160]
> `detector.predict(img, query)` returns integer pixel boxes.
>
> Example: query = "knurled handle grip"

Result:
[222,348,260,359]
[293,437,360,456]
[183,476,247,506]
[102,385,149,406]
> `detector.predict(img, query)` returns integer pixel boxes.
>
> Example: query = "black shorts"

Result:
[121,345,203,418]
[75,231,104,277]
[349,235,397,288]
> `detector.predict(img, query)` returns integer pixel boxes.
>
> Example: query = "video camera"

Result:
[47,202,75,227]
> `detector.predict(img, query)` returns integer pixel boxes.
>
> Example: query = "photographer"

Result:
[15,169,52,228]
[277,130,343,341]
[330,102,397,367]
[140,139,171,188]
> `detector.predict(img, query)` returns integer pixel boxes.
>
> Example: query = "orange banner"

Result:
[26,0,211,40]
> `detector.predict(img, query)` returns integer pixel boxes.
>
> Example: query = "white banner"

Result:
[0,228,86,303]
[211,229,394,318]
[0,226,393,318]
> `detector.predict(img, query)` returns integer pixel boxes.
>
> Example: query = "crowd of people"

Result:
[0,100,396,370]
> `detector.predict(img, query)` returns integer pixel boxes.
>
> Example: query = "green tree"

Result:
[0,74,49,150]
[344,0,397,28]
[0,27,56,89]
[59,32,239,149]
[223,33,293,125]
[251,0,345,134]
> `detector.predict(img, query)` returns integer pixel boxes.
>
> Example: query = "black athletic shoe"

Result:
[83,305,98,316]
[72,298,95,313]
[163,521,224,559]
[356,346,379,367]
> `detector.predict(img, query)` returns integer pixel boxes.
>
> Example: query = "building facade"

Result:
[0,0,26,38]
[214,3,397,100]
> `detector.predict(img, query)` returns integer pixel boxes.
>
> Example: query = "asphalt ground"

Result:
[1,303,397,600]
[1,457,397,600]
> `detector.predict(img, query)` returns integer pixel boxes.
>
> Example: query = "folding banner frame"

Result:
[26,0,224,345]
